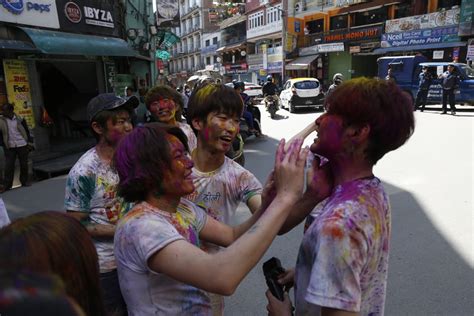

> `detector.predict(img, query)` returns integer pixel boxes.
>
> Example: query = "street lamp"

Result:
[265,3,286,86]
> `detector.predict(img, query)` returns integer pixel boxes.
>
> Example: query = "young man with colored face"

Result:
[145,85,197,151]
[266,78,415,316]
[65,93,138,316]
[186,84,263,315]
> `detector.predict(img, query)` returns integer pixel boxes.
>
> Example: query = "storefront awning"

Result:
[0,39,38,52]
[17,27,139,57]
[373,42,466,54]
[286,54,319,70]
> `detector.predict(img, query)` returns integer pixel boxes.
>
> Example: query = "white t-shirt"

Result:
[177,121,197,152]
[115,199,211,316]
[295,177,390,316]
[186,157,262,225]
[65,147,133,273]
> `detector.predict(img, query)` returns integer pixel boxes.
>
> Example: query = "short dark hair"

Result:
[144,85,183,110]
[325,77,415,164]
[2,103,14,112]
[186,83,243,131]
[114,122,189,202]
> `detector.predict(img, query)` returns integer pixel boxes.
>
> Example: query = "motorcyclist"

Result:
[234,81,261,136]
[326,73,344,102]
[262,75,280,110]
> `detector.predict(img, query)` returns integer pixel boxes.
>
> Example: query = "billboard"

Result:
[0,0,59,28]
[156,0,180,27]
[57,0,120,37]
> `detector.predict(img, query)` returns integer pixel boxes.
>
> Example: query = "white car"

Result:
[225,82,263,98]
[279,78,324,113]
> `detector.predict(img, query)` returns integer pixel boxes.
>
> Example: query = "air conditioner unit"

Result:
[294,1,306,13]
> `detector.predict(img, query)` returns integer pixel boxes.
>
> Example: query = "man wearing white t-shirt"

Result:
[186,83,263,315]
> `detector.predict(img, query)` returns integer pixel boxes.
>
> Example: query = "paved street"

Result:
[2,104,473,315]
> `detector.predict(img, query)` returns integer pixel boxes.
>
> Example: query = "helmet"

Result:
[266,75,273,82]
[333,73,343,84]
[233,81,245,91]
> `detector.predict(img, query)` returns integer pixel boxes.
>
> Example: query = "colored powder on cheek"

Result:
[202,128,210,141]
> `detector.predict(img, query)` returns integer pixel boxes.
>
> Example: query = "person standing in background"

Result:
[0,103,34,192]
[438,63,459,115]
[415,66,433,112]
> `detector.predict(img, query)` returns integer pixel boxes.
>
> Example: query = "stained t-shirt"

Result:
[114,199,211,315]
[295,177,390,316]
[65,147,132,273]
[186,157,262,224]
[177,121,197,152]
[185,157,262,252]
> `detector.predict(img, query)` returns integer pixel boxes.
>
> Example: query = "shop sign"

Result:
[467,44,474,61]
[433,51,444,59]
[57,0,119,37]
[323,26,382,43]
[385,7,460,34]
[381,26,460,48]
[300,45,319,56]
[156,0,180,27]
[267,61,282,73]
[349,46,361,53]
[458,0,474,36]
[2,60,35,128]
[0,0,59,28]
[248,64,263,71]
[317,42,344,53]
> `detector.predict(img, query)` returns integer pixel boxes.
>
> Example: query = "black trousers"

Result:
[442,89,456,113]
[3,145,29,189]
[415,89,429,110]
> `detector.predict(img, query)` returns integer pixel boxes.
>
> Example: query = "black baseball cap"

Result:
[87,93,139,121]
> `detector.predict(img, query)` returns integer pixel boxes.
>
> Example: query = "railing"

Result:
[222,36,246,47]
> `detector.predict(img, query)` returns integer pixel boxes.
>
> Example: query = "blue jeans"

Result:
[100,269,127,316]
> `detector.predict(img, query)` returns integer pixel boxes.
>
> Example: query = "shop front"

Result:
[1,0,141,154]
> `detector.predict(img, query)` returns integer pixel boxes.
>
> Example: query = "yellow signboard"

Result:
[3,59,35,128]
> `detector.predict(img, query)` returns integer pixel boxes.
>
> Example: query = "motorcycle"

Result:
[264,95,279,119]
[239,97,262,141]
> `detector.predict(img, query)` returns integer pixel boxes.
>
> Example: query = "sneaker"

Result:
[451,111,456,115]
[440,112,447,115]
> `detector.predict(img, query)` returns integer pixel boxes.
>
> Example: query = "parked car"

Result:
[279,78,325,113]
[225,81,263,97]
[377,56,474,105]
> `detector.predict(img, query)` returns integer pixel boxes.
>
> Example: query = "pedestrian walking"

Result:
[266,78,415,316]
[438,63,459,115]
[0,103,34,192]
[64,93,138,316]
[415,66,433,111]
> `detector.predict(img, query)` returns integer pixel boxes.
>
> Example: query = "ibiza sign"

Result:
[0,0,59,28]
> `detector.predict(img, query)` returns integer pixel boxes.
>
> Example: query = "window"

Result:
[213,37,218,44]
[394,2,412,18]
[214,55,218,63]
[352,7,388,27]
[330,15,348,30]
[306,19,324,34]
[206,56,211,65]
[437,0,461,10]
[205,39,210,46]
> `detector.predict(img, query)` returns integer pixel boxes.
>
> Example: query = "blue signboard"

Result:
[381,26,460,48]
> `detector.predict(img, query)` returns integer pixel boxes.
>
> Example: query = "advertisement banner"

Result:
[156,0,180,27]
[57,0,119,37]
[3,60,35,128]
[458,0,474,36]
[381,26,460,48]
[0,0,59,28]
[385,7,460,34]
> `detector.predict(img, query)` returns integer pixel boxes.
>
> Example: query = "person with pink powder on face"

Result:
[266,78,415,316]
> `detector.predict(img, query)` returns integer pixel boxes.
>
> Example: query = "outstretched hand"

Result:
[274,138,308,202]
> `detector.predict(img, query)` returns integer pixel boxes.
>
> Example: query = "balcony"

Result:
[181,4,200,18]
[221,36,246,47]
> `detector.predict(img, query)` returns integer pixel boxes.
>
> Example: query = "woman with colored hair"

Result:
[0,211,105,316]
[113,122,308,315]
[144,85,197,151]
